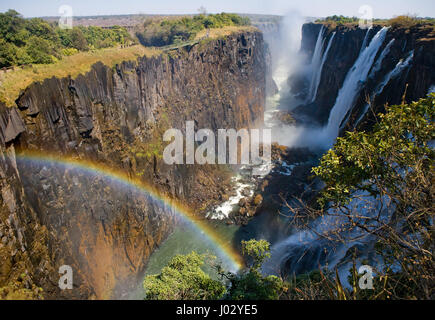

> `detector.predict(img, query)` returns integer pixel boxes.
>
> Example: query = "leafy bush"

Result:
[143,240,288,301]
[143,252,226,300]
[136,13,251,47]
[0,39,18,67]
[309,95,435,299]
[389,15,420,28]
[0,9,132,67]
[60,48,79,56]
[226,240,287,300]
[25,36,59,64]
[316,15,359,25]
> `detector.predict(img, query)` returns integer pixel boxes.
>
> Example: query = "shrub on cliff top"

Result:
[389,15,420,28]
[136,13,251,47]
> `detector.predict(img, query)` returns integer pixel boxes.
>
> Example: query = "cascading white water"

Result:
[359,27,372,53]
[338,39,395,131]
[264,23,423,284]
[263,189,395,280]
[306,26,325,102]
[309,32,336,103]
[370,39,395,78]
[353,49,414,127]
[324,27,389,143]
[374,50,414,96]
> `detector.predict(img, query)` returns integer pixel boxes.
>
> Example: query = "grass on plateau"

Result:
[0,45,161,107]
[194,25,258,40]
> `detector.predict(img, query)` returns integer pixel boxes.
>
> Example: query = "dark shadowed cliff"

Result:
[292,22,434,131]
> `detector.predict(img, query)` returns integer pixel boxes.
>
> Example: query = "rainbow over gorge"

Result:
[13,150,244,270]
[0,6,434,302]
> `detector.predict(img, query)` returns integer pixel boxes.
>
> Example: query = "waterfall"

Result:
[374,50,414,96]
[306,26,325,102]
[370,39,395,78]
[324,27,389,143]
[353,50,414,128]
[263,190,395,281]
[359,27,372,53]
[308,32,336,103]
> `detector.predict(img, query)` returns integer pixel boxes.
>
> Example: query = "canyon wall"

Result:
[293,23,435,131]
[0,31,267,299]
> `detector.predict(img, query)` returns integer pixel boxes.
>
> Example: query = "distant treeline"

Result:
[0,10,133,68]
[316,14,435,28]
[136,13,251,47]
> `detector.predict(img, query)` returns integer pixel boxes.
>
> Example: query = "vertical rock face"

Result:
[293,23,435,130]
[0,31,267,299]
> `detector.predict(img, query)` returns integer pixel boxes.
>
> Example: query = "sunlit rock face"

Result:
[0,31,267,299]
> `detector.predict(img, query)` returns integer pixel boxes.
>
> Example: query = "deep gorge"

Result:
[0,19,433,300]
[0,30,266,299]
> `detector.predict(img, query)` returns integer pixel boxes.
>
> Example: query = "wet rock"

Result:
[0,104,26,145]
[239,207,247,216]
[238,198,247,207]
[242,188,251,197]
[253,194,263,206]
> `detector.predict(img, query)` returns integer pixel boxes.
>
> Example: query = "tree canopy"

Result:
[310,94,434,299]
[136,13,251,47]
[143,252,226,300]
[0,10,132,68]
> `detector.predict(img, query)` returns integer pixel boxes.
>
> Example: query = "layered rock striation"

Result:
[0,31,267,299]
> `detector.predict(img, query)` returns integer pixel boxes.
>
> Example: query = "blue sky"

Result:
[1,0,434,18]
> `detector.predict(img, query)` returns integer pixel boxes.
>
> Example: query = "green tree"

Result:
[70,28,88,51]
[225,239,287,300]
[25,36,57,64]
[307,95,435,299]
[143,252,226,300]
[136,13,250,47]
[0,39,18,67]
[0,10,28,46]
[25,18,58,43]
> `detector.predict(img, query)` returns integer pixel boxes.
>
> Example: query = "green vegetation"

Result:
[388,15,432,28]
[315,15,359,25]
[0,45,160,106]
[0,9,133,68]
[0,280,43,300]
[225,240,286,300]
[144,96,434,300]
[144,239,288,300]
[310,94,434,299]
[136,13,250,47]
[316,14,435,28]
[143,252,226,300]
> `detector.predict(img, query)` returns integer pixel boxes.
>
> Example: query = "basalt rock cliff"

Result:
[0,31,267,299]
[292,22,435,130]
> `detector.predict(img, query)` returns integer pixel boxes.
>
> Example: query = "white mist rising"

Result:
[269,26,392,151]
[264,18,332,151]
[267,11,306,92]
